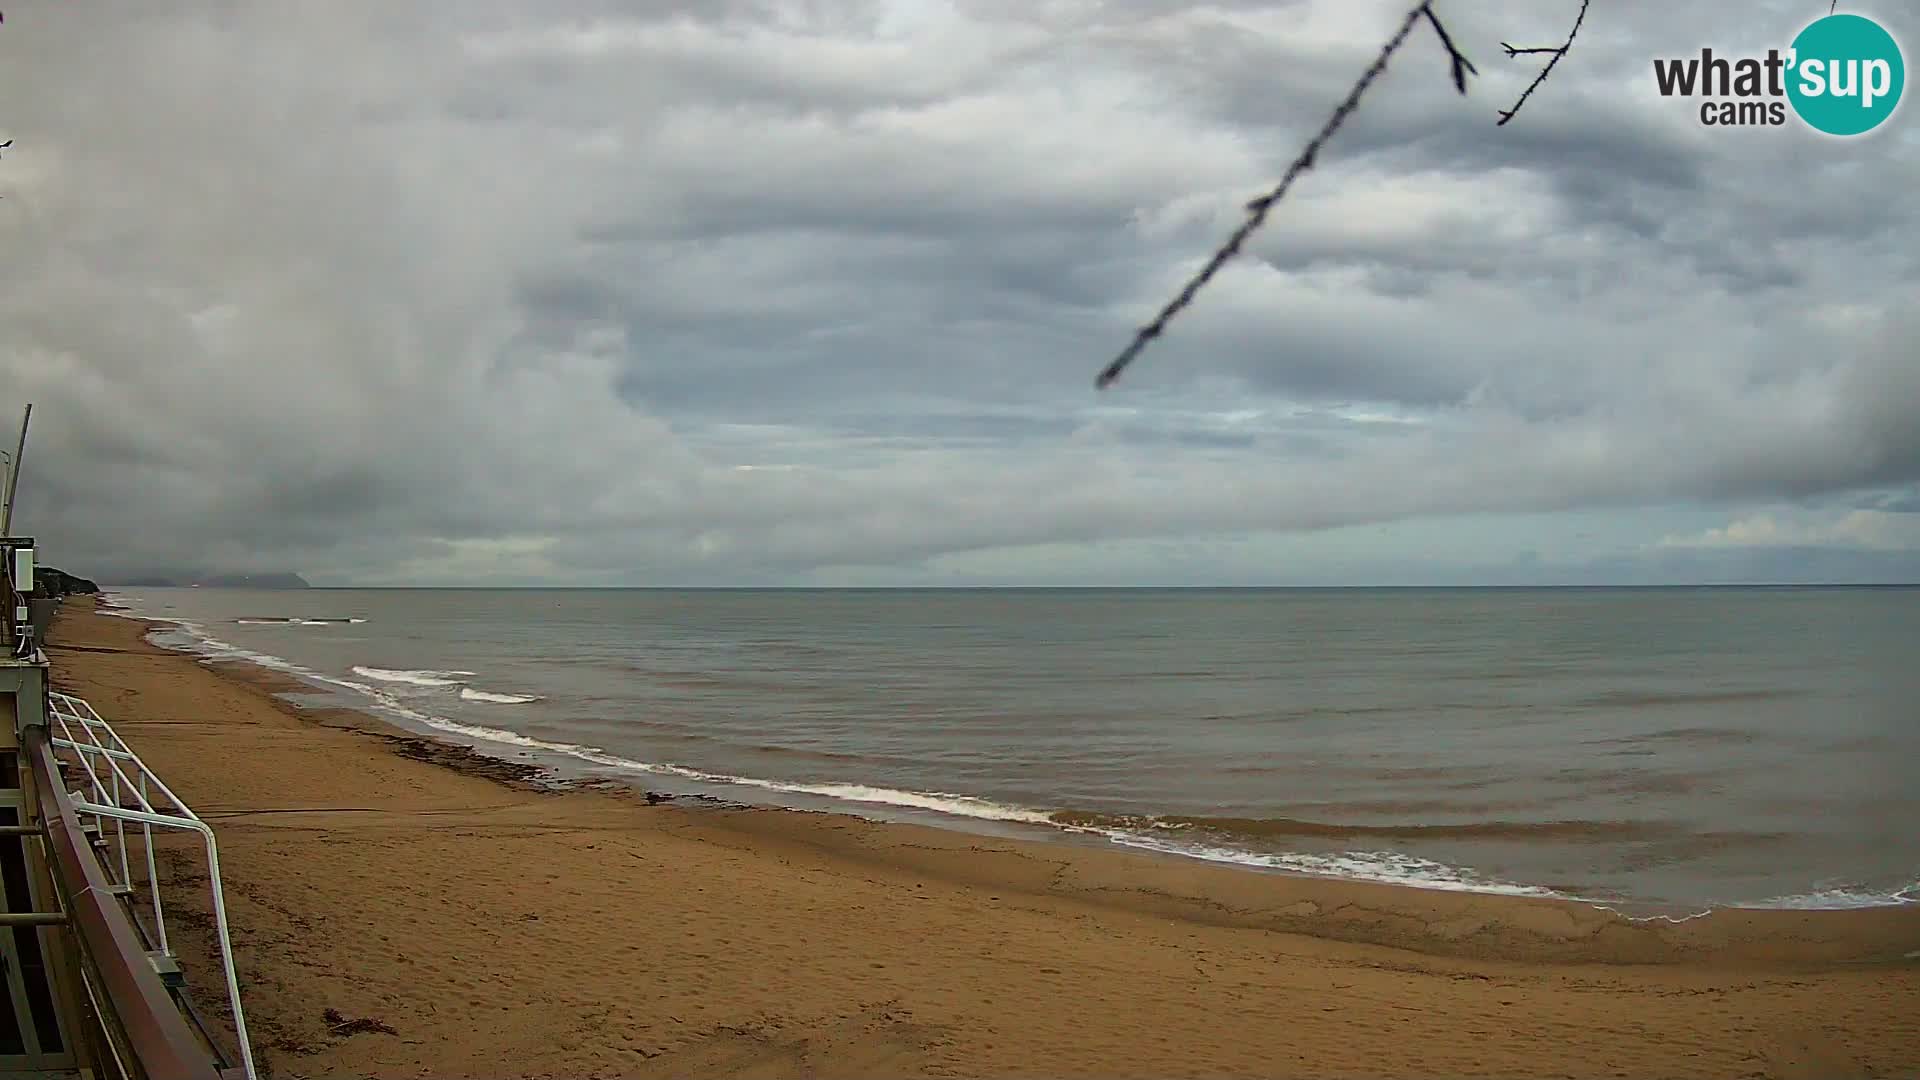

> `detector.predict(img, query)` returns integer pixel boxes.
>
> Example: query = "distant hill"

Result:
[104,571,312,590]
[201,572,311,589]
[27,567,99,598]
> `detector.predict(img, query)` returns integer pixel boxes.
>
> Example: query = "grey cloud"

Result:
[1860,489,1920,514]
[1580,548,1920,587]
[2,0,1917,586]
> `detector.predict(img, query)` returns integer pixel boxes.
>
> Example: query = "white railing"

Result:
[46,691,257,1080]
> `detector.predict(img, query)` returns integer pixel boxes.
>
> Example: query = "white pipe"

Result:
[112,760,130,888]
[141,773,160,956]
[48,739,136,762]
[59,697,199,820]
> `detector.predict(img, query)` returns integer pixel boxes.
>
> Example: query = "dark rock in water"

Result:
[382,735,552,789]
[27,567,99,598]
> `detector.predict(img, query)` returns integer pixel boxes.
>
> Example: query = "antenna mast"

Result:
[1,404,30,537]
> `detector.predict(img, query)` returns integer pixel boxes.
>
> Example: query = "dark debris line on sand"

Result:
[323,1007,398,1038]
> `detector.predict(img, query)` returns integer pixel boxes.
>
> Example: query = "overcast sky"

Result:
[2,0,1916,586]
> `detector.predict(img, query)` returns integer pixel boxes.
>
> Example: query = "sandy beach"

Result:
[39,597,1920,1079]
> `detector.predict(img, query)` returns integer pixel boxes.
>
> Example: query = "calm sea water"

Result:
[102,587,1920,912]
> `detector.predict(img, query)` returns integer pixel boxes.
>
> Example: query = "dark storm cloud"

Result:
[1,0,1915,585]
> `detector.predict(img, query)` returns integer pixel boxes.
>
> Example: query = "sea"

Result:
[99,586,1920,915]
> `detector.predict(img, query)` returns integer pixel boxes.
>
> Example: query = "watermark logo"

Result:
[1788,13,1905,134]
[1652,12,1905,135]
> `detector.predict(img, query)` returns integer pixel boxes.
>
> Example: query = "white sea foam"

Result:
[96,595,148,619]
[1580,902,1716,924]
[158,620,314,676]
[692,777,1055,825]
[1738,884,1920,910]
[460,688,542,704]
[1099,832,1564,898]
[350,666,476,688]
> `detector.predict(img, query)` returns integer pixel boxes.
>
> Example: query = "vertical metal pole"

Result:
[1,403,29,537]
[19,753,91,1076]
[141,775,165,956]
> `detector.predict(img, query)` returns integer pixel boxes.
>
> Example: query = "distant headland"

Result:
[105,571,312,590]
[28,567,100,598]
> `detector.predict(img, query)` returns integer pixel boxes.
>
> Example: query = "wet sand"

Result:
[43,598,1920,1079]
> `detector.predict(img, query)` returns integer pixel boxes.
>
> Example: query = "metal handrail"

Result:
[45,692,257,1080]
[49,696,166,952]
[25,726,224,1080]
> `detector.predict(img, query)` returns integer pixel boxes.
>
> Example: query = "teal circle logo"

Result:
[1787,13,1905,136]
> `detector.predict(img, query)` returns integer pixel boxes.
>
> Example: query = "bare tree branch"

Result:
[1423,5,1480,93]
[1501,43,1566,58]
[1095,2,1477,391]
[1496,0,1590,126]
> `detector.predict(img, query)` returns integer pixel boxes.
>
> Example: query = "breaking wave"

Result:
[351,666,477,688]
[1048,811,1690,843]
[1739,884,1920,910]
[460,688,542,704]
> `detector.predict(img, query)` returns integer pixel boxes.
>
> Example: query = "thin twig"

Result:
[1095,2,1476,390]
[1501,43,1565,58]
[1424,5,1479,93]
[1496,0,1590,126]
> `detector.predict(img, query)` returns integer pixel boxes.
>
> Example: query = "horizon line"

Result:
[97,581,1920,591]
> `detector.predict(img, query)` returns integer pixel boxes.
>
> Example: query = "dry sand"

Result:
[41,598,1920,1079]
